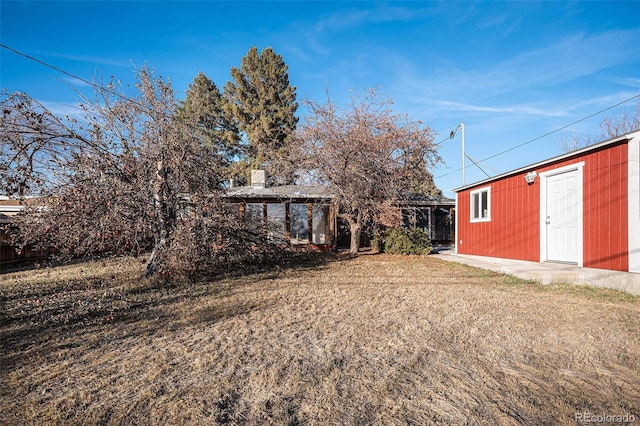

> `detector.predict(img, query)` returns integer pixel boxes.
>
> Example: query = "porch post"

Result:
[284,202,291,244]
[262,202,268,236]
[308,203,313,244]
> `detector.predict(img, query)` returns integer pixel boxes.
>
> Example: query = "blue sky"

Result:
[2,1,639,196]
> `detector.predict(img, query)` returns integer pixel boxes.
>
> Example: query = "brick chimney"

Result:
[251,170,266,188]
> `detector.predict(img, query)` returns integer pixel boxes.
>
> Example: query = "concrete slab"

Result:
[431,250,640,296]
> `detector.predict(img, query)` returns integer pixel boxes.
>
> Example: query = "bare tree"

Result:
[1,67,229,276]
[298,89,441,253]
[560,98,640,152]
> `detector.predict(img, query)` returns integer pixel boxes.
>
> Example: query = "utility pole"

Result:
[450,122,465,186]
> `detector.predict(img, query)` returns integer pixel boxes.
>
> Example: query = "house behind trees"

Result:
[223,170,455,250]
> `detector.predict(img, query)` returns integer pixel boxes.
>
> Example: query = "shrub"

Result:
[383,227,432,255]
[371,236,385,253]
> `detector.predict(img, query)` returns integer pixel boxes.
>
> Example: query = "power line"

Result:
[436,93,640,180]
[4,42,639,180]
[465,153,492,178]
[1,43,153,112]
[434,134,455,146]
[2,43,108,93]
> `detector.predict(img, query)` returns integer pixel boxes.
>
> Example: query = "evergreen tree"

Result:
[405,156,443,197]
[179,72,240,176]
[224,46,298,185]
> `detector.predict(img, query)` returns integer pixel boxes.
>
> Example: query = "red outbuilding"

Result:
[453,129,640,273]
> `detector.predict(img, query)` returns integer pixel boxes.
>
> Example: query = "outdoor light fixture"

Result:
[524,171,537,184]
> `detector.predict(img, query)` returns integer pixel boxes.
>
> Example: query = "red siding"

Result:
[457,141,628,271]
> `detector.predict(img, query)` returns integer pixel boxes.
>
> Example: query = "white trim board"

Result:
[453,130,639,193]
[455,193,459,254]
[628,133,640,273]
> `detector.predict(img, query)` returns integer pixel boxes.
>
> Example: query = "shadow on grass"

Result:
[0,250,342,370]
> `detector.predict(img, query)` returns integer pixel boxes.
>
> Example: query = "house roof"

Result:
[452,130,639,193]
[399,193,455,206]
[0,205,23,223]
[224,184,455,206]
[224,184,336,202]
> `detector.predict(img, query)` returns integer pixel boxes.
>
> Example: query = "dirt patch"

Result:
[1,254,638,424]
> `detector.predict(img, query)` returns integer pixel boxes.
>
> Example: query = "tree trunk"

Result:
[144,158,169,278]
[348,210,363,254]
[349,222,361,254]
[144,246,161,278]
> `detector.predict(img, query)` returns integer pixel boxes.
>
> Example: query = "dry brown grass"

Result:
[1,254,639,425]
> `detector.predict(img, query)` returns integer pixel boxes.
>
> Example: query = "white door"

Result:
[545,169,582,263]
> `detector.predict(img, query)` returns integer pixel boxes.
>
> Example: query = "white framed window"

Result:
[470,186,491,222]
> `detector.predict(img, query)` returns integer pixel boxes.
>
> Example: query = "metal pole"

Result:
[460,122,465,186]
[450,122,466,186]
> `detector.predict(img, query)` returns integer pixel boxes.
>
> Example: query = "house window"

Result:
[244,203,264,230]
[401,208,431,236]
[470,186,491,222]
[312,204,331,244]
[266,203,286,243]
[290,204,309,242]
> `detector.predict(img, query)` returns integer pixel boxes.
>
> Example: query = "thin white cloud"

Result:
[564,91,640,112]
[61,76,93,88]
[499,29,640,89]
[392,28,640,104]
[313,5,429,33]
[34,51,131,68]
[476,13,510,29]
[422,98,569,117]
[408,90,639,126]
[300,4,435,56]
[282,44,312,64]
[607,77,640,89]
[38,100,83,118]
